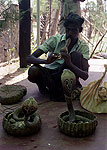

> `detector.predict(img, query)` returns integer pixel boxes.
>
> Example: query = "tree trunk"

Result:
[19,0,31,68]
[48,0,52,38]
[59,0,81,34]
[87,16,92,39]
[40,14,50,44]
[49,7,60,36]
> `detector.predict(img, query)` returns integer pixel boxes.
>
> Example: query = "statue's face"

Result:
[61,69,76,96]
[22,98,38,116]
[65,24,79,40]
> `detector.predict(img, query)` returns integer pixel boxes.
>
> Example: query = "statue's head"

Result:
[73,0,85,2]
[22,97,38,116]
[61,69,76,96]
[64,12,84,40]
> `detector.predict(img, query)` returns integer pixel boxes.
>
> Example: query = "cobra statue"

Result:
[3,97,41,136]
[57,39,98,137]
[61,69,92,123]
[61,69,76,122]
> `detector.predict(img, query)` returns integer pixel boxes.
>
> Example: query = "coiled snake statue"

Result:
[3,97,41,136]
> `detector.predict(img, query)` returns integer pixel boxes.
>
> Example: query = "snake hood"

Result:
[61,69,76,96]
[22,97,38,117]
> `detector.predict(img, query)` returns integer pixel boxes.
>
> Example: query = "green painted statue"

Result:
[2,97,41,136]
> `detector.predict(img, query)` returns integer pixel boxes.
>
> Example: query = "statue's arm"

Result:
[67,58,89,80]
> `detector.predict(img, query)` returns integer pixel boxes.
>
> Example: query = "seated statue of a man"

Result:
[27,12,89,102]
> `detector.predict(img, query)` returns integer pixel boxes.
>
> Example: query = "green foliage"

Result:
[0,0,19,32]
[9,47,15,52]
[31,34,37,53]
[32,0,60,20]
[86,1,107,31]
[31,39,37,53]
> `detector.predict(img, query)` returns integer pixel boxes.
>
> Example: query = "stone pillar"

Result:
[19,0,31,68]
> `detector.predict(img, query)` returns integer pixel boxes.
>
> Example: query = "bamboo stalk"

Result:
[90,30,107,58]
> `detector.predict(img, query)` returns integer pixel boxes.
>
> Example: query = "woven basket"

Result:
[3,111,41,136]
[58,110,98,137]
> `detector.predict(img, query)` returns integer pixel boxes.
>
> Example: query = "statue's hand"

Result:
[61,52,71,67]
[46,52,60,64]
[60,38,71,66]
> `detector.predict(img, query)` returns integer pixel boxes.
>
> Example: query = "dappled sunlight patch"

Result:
[5,71,28,85]
[0,62,20,80]
[88,59,107,72]
[0,60,29,85]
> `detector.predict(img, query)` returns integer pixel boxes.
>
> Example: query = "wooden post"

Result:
[19,0,31,68]
[37,0,40,47]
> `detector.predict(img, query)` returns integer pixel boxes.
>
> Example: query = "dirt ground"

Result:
[0,58,107,87]
[0,58,107,150]
[0,59,28,86]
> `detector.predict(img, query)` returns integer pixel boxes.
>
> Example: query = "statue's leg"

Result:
[28,65,48,94]
[48,68,65,101]
[28,65,41,83]
[28,65,64,99]
[71,51,83,69]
